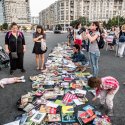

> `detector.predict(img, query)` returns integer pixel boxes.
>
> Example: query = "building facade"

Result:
[39,0,125,30]
[0,0,4,24]
[31,17,39,25]
[2,0,31,24]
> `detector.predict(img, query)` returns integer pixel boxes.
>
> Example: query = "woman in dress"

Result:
[32,25,47,70]
[5,22,26,75]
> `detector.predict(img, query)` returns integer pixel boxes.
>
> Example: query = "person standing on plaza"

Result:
[5,22,26,75]
[74,22,83,49]
[32,25,47,70]
[86,22,100,77]
[118,24,125,57]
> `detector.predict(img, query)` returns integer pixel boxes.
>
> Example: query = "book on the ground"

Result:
[61,113,76,122]
[78,109,96,124]
[48,114,61,122]
[30,111,46,124]
[62,106,74,114]
[4,120,20,125]
[55,100,66,106]
[83,105,94,111]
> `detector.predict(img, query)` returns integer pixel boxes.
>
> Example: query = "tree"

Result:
[106,16,125,29]
[70,16,90,27]
[55,24,62,30]
[22,26,27,32]
[2,23,8,30]
[0,25,2,30]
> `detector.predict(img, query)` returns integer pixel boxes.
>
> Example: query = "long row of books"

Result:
[4,43,112,125]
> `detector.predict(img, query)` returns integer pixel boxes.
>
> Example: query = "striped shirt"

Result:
[96,76,119,96]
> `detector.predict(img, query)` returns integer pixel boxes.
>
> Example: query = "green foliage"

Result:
[70,16,90,27]
[0,25,3,30]
[2,23,8,30]
[104,16,125,29]
[55,24,62,30]
[22,26,27,31]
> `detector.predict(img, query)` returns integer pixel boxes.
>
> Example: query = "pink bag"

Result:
[106,35,114,43]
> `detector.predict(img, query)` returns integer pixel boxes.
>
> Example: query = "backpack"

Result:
[119,32,125,43]
[97,35,105,49]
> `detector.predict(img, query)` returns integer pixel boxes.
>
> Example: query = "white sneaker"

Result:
[0,83,4,88]
[21,79,26,82]
[20,76,25,80]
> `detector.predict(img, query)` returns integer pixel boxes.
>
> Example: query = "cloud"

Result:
[30,0,57,16]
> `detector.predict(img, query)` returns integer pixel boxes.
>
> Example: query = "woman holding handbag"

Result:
[5,22,26,75]
[32,25,47,71]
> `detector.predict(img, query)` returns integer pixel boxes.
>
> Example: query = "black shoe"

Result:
[98,104,105,110]
[10,70,14,75]
[21,69,26,73]
[107,109,114,116]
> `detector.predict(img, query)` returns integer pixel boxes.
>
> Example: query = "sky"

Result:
[30,0,57,17]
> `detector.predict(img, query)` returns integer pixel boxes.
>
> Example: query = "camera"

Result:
[77,27,86,35]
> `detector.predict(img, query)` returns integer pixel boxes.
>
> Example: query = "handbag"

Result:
[41,40,46,51]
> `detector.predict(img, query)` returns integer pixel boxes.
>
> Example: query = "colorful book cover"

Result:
[61,113,76,122]
[83,105,94,111]
[48,114,61,122]
[30,111,46,124]
[55,100,66,106]
[62,106,74,114]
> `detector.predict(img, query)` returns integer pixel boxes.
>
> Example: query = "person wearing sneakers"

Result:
[0,76,25,88]
[88,76,119,116]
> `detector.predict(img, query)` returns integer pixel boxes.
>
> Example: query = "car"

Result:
[54,30,61,34]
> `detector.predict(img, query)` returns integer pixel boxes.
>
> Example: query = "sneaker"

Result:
[10,70,14,75]
[0,83,4,88]
[20,76,25,80]
[21,69,26,73]
[107,109,113,116]
[21,79,26,82]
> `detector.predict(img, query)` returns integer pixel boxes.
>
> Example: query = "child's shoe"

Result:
[20,76,25,80]
[0,83,4,88]
[21,79,26,82]
[107,109,113,116]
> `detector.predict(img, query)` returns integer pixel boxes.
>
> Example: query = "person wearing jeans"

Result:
[86,22,100,77]
[118,25,125,57]
[89,52,100,77]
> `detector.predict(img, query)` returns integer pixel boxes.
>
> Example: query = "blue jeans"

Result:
[89,52,100,77]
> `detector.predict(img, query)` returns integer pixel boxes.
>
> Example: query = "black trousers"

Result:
[9,53,24,70]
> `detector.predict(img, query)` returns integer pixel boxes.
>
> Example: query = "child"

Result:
[88,76,119,116]
[65,44,89,71]
[0,76,25,88]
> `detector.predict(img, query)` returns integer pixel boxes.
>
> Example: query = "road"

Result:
[0,32,125,125]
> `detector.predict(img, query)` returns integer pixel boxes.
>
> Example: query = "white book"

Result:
[30,111,46,124]
[46,101,59,108]
[75,89,87,95]
[73,99,83,105]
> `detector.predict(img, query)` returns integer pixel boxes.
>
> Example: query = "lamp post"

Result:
[118,11,120,26]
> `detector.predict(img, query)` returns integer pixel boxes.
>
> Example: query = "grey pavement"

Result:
[0,32,125,125]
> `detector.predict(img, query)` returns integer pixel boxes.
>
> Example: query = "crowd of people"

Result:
[0,21,124,119]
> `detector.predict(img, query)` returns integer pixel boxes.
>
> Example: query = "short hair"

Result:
[121,24,125,30]
[10,22,18,28]
[88,77,101,88]
[73,44,80,51]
